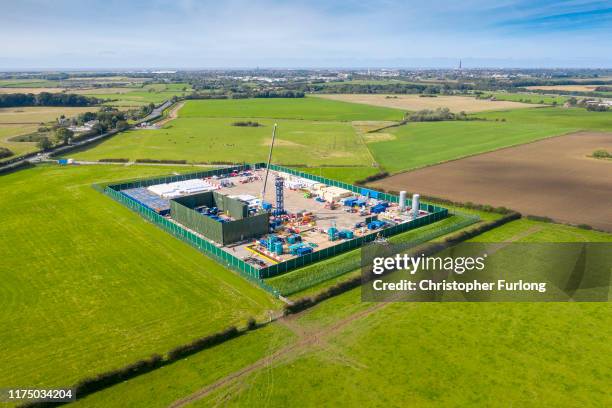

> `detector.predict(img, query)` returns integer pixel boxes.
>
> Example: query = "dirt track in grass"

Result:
[371,131,612,231]
[168,302,388,408]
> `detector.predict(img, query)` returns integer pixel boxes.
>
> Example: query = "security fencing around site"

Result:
[97,163,454,297]
[102,185,281,296]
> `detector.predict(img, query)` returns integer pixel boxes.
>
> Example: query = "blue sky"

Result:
[1,0,611,69]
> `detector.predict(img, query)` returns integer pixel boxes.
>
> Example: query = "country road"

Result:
[0,99,175,173]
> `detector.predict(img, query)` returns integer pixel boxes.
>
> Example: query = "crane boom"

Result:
[260,123,277,206]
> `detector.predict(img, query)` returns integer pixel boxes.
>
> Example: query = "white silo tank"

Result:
[399,191,407,211]
[412,193,420,218]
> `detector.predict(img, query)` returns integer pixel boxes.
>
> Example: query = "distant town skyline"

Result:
[2,0,611,69]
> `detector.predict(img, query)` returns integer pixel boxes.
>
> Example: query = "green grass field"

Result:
[368,119,571,173]
[72,117,373,166]
[72,101,611,174]
[0,106,97,161]
[68,218,612,407]
[0,164,279,389]
[0,125,39,158]
[71,97,403,166]
[471,218,612,242]
[368,106,612,173]
[179,97,405,121]
[196,298,611,407]
[0,79,61,87]
[85,83,193,107]
[3,86,611,407]
[72,323,295,407]
[478,106,612,131]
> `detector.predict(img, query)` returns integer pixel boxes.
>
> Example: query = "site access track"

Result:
[168,301,390,408]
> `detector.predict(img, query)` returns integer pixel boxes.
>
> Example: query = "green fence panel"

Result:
[103,185,279,296]
[101,162,455,295]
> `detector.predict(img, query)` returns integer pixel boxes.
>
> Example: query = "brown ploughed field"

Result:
[371,132,612,231]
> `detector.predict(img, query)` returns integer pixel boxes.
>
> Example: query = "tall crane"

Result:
[260,123,278,208]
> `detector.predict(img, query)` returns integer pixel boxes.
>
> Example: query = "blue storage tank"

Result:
[274,242,283,255]
[287,234,301,244]
[328,227,338,241]
[340,230,354,239]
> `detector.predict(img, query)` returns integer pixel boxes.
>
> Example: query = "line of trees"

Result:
[35,107,130,152]
[0,92,100,108]
[407,107,478,122]
[186,90,304,99]
[294,82,471,95]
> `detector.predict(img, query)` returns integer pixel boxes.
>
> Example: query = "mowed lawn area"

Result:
[73,97,402,166]
[72,220,612,408]
[368,107,612,173]
[0,164,279,388]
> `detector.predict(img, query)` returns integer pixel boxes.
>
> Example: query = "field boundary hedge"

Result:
[19,323,255,408]
[18,210,514,407]
[381,191,515,215]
